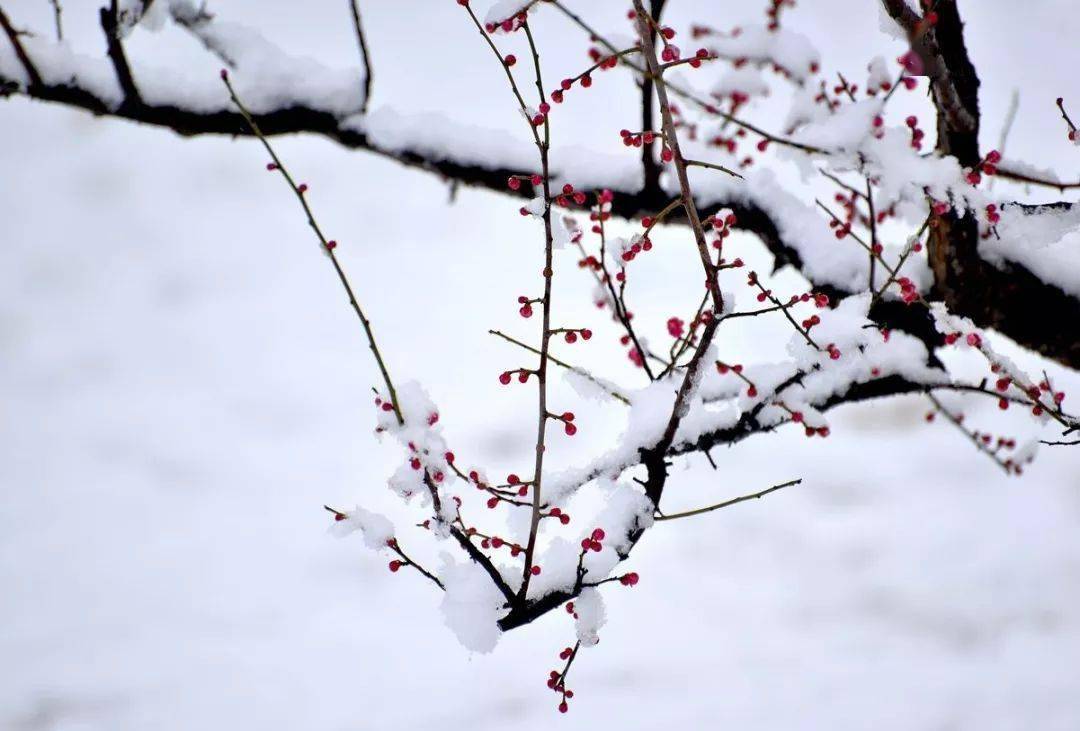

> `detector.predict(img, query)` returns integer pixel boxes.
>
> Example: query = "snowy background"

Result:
[2,1,1079,729]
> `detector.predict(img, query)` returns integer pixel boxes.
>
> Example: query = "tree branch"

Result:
[100,0,142,105]
[655,479,801,522]
[348,0,373,114]
[2,6,1078,370]
[0,5,43,88]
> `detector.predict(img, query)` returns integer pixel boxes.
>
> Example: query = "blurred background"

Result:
[2,1,1079,729]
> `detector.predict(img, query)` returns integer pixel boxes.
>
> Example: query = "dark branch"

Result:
[100,0,142,105]
[348,0,373,114]
[49,0,63,41]
[2,7,1078,370]
[0,5,44,88]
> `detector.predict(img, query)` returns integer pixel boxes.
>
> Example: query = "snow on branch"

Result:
[2,0,1079,712]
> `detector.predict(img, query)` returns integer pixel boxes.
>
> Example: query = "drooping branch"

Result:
[655,479,801,522]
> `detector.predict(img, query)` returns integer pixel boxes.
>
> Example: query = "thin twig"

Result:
[220,71,404,424]
[1056,96,1077,134]
[865,178,877,290]
[323,506,444,590]
[655,479,801,521]
[549,0,826,155]
[685,158,743,179]
[48,0,62,41]
[988,89,1018,192]
[100,0,142,104]
[926,394,1014,474]
[0,6,43,88]
[489,329,630,405]
[348,0,373,114]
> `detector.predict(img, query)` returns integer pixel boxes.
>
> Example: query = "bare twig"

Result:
[549,0,826,155]
[655,479,801,521]
[323,506,444,590]
[489,329,630,405]
[926,394,1015,474]
[100,0,142,104]
[0,5,43,88]
[1056,96,1077,135]
[48,0,62,41]
[220,71,404,424]
[348,0,373,114]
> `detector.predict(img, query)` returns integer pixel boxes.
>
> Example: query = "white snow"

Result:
[708,26,821,81]
[329,505,396,550]
[981,204,1080,299]
[439,555,506,653]
[2,1,1079,729]
[573,588,606,647]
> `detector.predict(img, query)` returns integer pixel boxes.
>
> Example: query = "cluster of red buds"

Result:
[506,173,543,191]
[766,0,796,31]
[965,150,1001,185]
[710,210,739,253]
[555,182,588,208]
[905,114,926,150]
[991,364,1066,414]
[517,295,539,318]
[550,47,622,103]
[528,102,551,128]
[619,128,659,148]
[979,203,1002,241]
[667,316,685,338]
[943,331,982,348]
[481,9,527,35]
[656,25,680,62]
[498,368,533,385]
[559,327,594,344]
[545,656,576,713]
[585,190,615,236]
[547,506,572,525]
[708,128,746,155]
[620,335,645,368]
[814,81,842,114]
[620,236,652,263]
[550,410,578,436]
[717,360,760,398]
[580,527,606,553]
[895,276,920,304]
[897,50,924,77]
